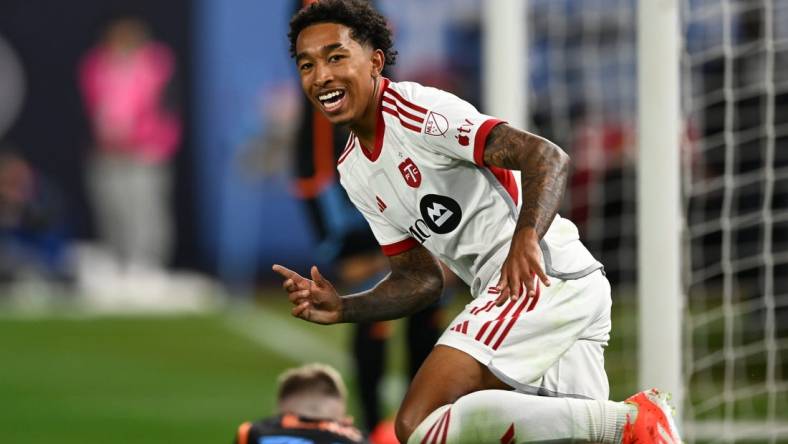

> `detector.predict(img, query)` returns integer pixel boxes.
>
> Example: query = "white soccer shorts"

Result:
[437,269,612,400]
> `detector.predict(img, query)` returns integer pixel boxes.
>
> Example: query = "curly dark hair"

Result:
[288,0,397,66]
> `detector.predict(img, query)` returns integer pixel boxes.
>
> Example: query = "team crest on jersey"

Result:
[419,194,462,234]
[398,158,422,188]
[424,111,448,136]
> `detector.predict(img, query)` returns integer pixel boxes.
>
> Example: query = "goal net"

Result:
[681,0,788,441]
[525,0,787,441]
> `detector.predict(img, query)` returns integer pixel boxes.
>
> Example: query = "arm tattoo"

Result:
[340,245,444,323]
[483,124,570,239]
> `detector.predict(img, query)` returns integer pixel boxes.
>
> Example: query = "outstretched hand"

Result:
[272,264,342,324]
[494,227,550,306]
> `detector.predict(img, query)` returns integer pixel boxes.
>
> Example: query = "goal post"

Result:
[482,0,527,129]
[636,0,684,421]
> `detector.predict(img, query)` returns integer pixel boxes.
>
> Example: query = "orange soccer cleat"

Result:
[622,388,683,444]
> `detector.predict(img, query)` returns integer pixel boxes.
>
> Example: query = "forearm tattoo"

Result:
[340,245,444,323]
[342,245,443,322]
[483,124,570,239]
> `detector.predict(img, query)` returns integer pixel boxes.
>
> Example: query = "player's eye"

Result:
[299,62,313,72]
[328,54,344,63]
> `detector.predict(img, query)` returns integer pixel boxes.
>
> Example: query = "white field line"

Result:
[222,307,352,375]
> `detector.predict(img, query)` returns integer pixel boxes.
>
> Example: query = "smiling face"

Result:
[295,22,384,128]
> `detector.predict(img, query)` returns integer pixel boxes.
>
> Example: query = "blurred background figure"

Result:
[0,147,71,284]
[78,16,180,280]
[0,33,25,141]
[233,363,369,444]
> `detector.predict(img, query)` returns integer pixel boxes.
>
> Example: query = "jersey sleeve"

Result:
[340,177,418,256]
[416,87,506,166]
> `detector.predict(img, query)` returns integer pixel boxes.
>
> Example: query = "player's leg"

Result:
[396,344,639,444]
[407,387,681,444]
[401,345,681,444]
[400,270,681,443]
[397,272,603,442]
[394,344,510,442]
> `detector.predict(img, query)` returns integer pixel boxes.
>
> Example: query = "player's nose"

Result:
[313,63,334,87]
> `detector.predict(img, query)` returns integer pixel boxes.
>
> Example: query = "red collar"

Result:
[356,77,389,162]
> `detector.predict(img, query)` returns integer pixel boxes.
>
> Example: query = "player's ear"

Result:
[370,48,385,78]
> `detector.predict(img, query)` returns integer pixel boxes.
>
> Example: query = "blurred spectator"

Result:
[78,16,180,275]
[0,33,25,139]
[0,148,71,282]
[233,363,369,444]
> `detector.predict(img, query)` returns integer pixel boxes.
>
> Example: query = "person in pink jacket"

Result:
[79,16,180,274]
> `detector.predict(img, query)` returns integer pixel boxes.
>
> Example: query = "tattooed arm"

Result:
[341,244,443,322]
[482,123,570,304]
[273,244,443,324]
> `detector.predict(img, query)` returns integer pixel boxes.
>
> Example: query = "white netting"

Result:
[528,0,788,441]
[682,0,788,441]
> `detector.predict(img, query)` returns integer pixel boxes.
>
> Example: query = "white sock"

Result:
[407,389,636,444]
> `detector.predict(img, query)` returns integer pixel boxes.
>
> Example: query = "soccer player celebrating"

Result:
[273,1,683,443]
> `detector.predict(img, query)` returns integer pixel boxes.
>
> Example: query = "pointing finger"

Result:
[273,264,300,280]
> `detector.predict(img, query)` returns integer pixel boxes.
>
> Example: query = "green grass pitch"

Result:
[0,291,641,443]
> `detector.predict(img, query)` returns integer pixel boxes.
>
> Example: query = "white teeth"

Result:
[319,90,343,101]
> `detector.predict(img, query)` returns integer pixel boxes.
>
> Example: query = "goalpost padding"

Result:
[637,0,684,419]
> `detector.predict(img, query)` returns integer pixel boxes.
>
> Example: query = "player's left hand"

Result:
[494,227,550,306]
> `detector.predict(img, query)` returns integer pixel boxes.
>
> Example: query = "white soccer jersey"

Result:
[337,78,601,297]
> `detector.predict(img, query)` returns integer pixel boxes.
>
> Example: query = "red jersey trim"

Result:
[489,166,519,206]
[382,95,425,123]
[385,87,428,114]
[471,119,518,205]
[473,118,506,166]
[381,106,423,133]
[337,135,356,165]
[381,237,418,256]
[358,77,390,162]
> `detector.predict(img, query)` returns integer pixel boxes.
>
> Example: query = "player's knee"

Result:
[394,408,419,444]
[396,404,453,444]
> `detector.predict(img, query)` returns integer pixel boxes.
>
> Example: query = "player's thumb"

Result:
[311,266,326,286]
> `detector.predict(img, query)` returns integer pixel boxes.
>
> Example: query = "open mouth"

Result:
[317,89,346,113]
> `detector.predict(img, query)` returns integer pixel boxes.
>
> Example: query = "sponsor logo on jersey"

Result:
[398,158,421,188]
[408,219,431,243]
[424,111,449,136]
[456,118,473,146]
[419,194,462,234]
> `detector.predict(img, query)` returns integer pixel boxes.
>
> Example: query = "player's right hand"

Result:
[272,264,342,324]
